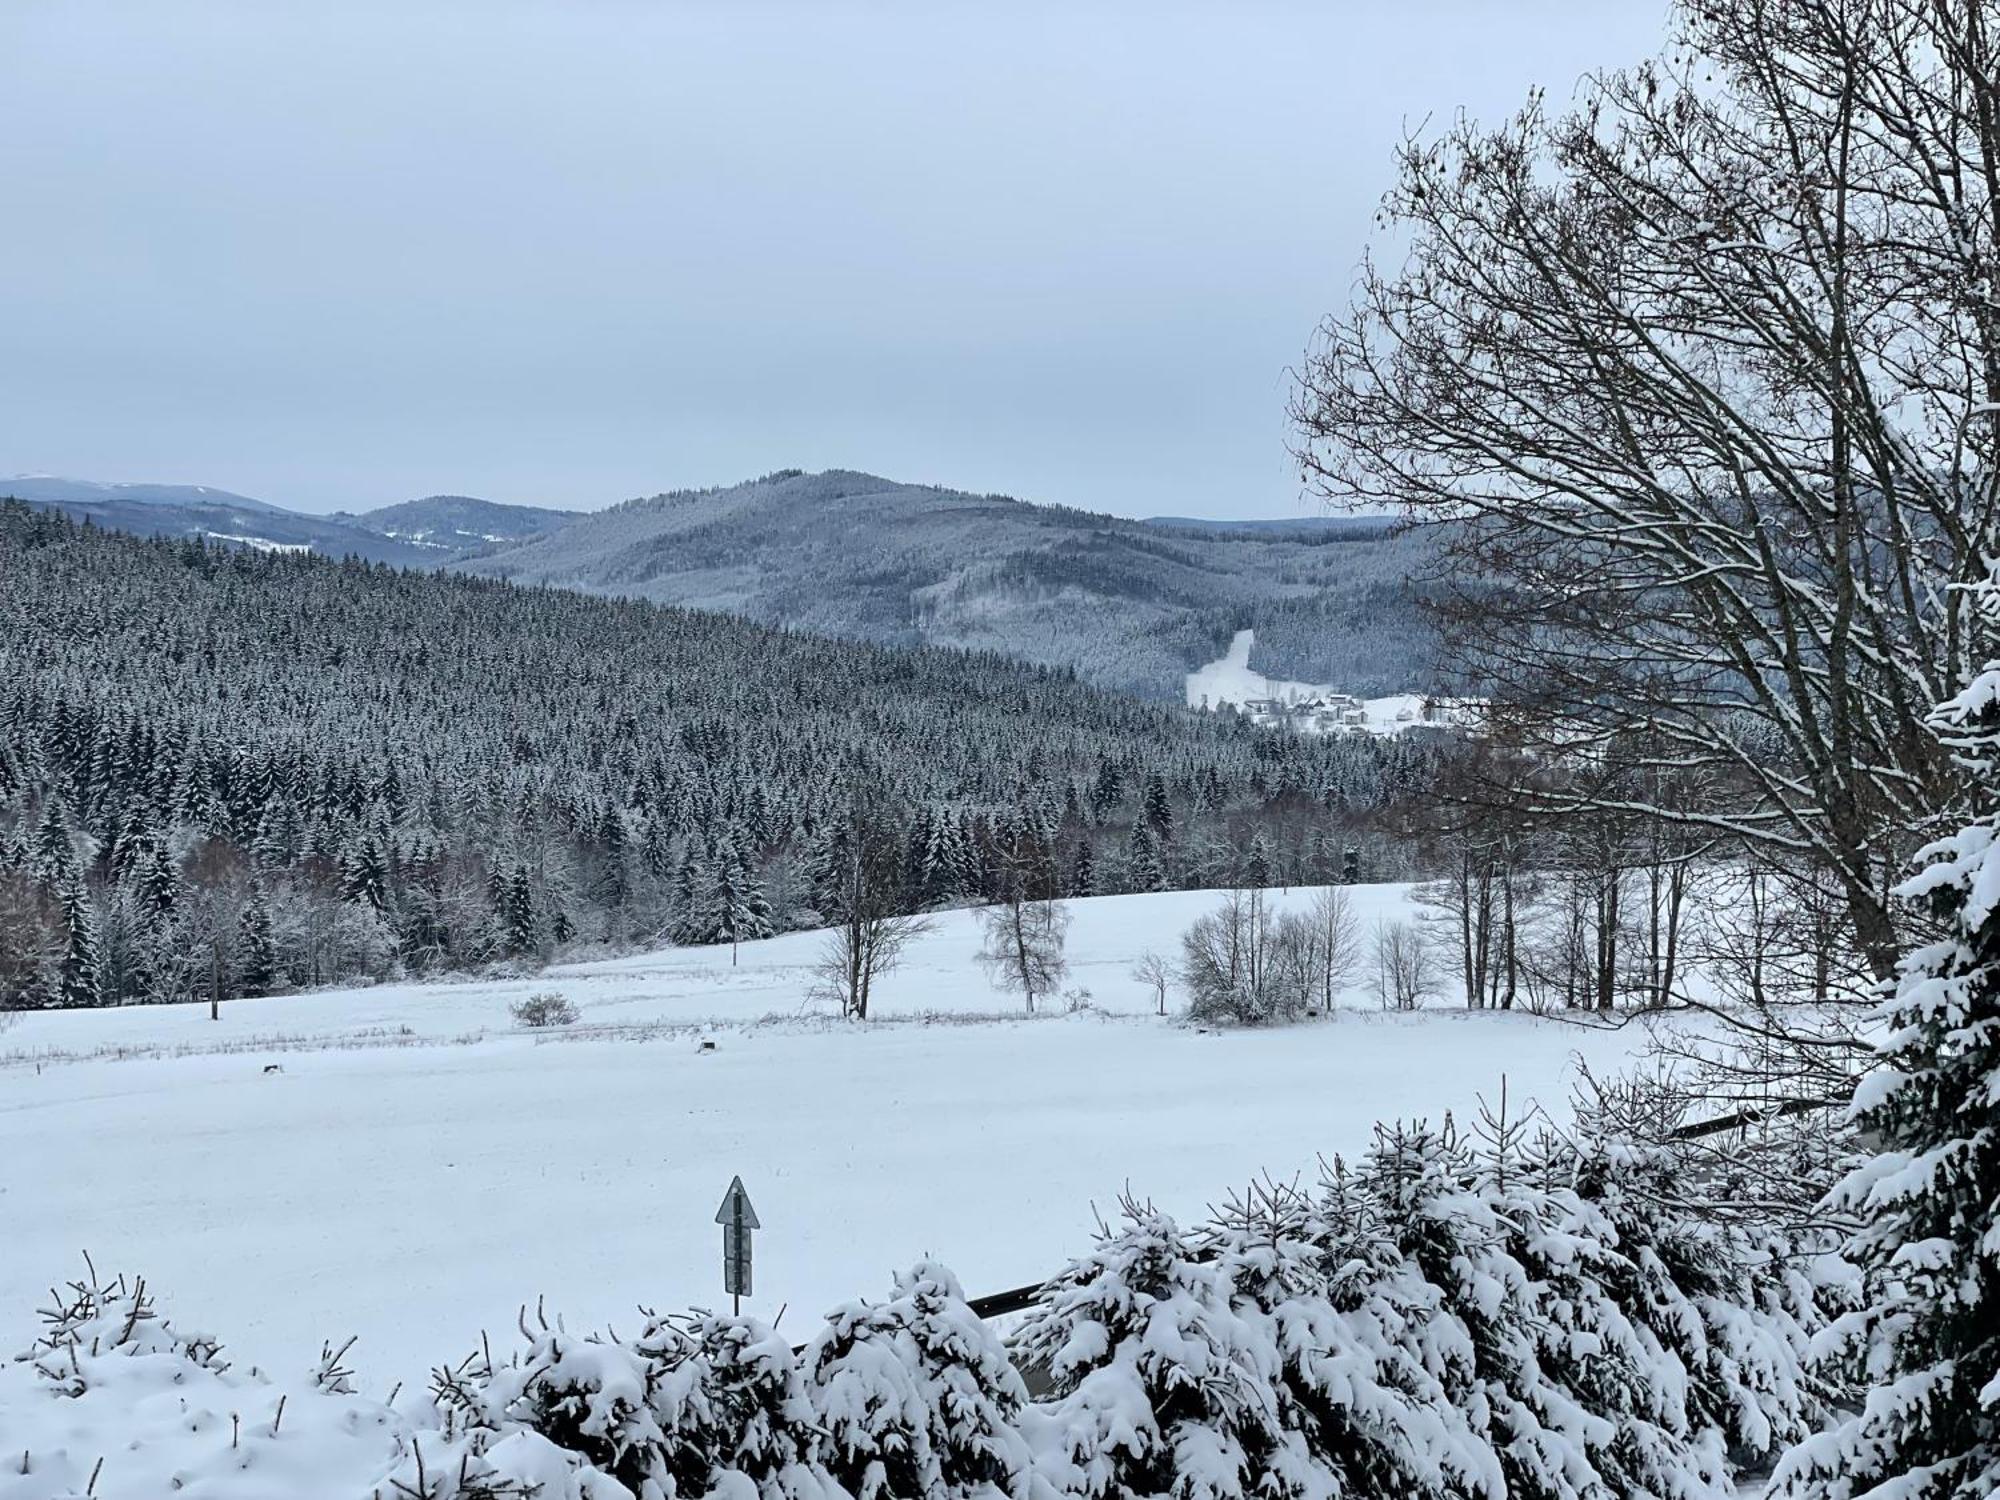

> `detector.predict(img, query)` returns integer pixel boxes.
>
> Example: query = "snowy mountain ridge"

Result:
[0,473,289,514]
[1,476,574,567]
[453,468,1442,699]
[339,493,576,554]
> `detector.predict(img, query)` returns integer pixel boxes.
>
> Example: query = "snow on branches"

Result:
[1772,571,2000,1498]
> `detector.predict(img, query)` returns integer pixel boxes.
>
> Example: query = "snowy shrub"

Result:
[636,1312,840,1499]
[1213,1177,1501,1500]
[434,1305,839,1500]
[380,1431,615,1499]
[1014,1201,1314,1500]
[804,1261,1037,1499]
[436,1319,664,1493]
[510,991,579,1028]
[0,1266,597,1500]
[19,1265,229,1398]
[1357,1120,1623,1500]
[1180,890,1296,1026]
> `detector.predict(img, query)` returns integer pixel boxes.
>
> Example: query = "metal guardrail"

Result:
[965,1281,1057,1322]
[1664,1093,1851,1140]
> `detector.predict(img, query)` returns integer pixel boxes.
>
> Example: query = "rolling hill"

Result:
[340,493,576,555]
[2,476,573,567]
[454,469,1441,698]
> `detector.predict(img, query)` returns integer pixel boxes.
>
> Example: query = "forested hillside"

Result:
[341,493,574,555]
[0,503,1446,1008]
[455,469,1442,698]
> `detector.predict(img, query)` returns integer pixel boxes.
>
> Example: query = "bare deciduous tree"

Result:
[809,793,932,1021]
[1304,886,1361,1010]
[812,907,931,1022]
[977,895,1070,1013]
[1370,918,1439,1011]
[1295,0,2000,977]
[1131,951,1175,1016]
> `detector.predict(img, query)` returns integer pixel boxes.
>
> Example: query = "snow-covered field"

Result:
[0,885,1656,1397]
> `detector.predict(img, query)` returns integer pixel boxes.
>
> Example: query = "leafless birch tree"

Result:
[977,894,1070,1012]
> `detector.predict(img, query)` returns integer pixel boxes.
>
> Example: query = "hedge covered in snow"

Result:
[2,1120,1851,1500]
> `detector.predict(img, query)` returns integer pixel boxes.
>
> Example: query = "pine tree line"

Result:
[0,502,1447,1009]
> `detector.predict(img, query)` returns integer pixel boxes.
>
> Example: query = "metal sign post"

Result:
[714,1175,760,1315]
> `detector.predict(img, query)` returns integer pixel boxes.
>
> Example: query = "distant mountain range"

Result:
[1,476,572,567]
[3,469,1440,699]
[452,470,1439,698]
[337,494,576,555]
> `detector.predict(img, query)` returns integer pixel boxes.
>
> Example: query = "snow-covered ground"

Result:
[0,885,1657,1396]
[201,531,314,554]
[1185,629,1473,735]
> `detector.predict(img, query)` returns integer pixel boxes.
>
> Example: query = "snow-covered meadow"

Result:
[0,885,1658,1397]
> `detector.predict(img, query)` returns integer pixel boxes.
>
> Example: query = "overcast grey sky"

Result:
[2,2,1671,519]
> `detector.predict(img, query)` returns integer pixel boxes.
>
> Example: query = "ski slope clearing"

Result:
[1185,629,1472,735]
[0,887,1659,1396]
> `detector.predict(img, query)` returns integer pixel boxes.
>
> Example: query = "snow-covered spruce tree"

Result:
[673,844,725,947]
[135,837,182,919]
[437,1307,839,1499]
[1012,1200,1315,1500]
[1556,1105,1837,1478]
[235,881,276,996]
[437,1317,668,1495]
[1214,1175,1500,1499]
[55,874,100,1008]
[637,1311,842,1500]
[1122,820,1168,895]
[1774,580,2000,1498]
[1471,1114,1722,1500]
[804,1260,1038,1500]
[1357,1119,1614,1500]
[711,836,774,957]
[28,795,78,886]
